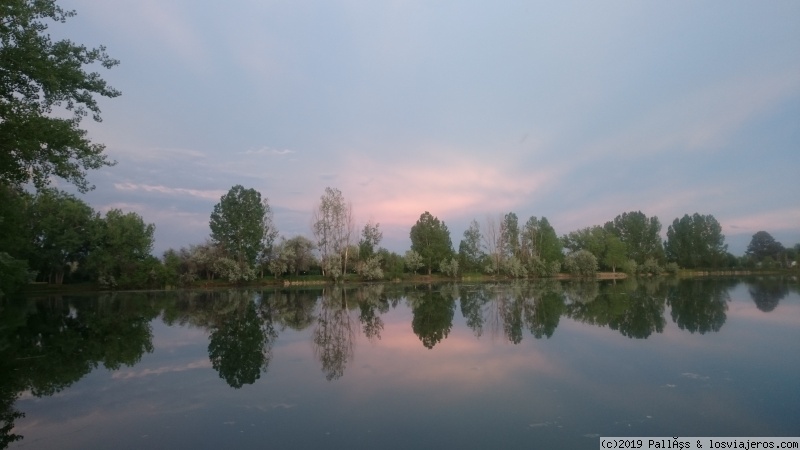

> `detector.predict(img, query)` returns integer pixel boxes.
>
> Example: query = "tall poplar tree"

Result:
[312,187,354,278]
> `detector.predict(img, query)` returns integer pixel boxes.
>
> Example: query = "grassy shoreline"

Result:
[17,268,797,295]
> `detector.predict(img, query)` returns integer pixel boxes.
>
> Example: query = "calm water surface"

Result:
[2,277,798,449]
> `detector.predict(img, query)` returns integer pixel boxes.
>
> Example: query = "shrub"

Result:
[664,262,679,274]
[357,255,384,281]
[564,250,598,277]
[439,257,459,278]
[503,256,527,278]
[637,258,662,276]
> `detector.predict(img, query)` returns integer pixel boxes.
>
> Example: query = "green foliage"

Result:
[439,257,459,278]
[358,221,382,259]
[268,236,316,278]
[605,211,664,264]
[458,219,484,272]
[356,255,384,281]
[502,256,527,278]
[562,226,607,257]
[214,257,256,283]
[210,185,275,270]
[563,250,598,277]
[501,212,520,259]
[88,209,155,287]
[521,216,563,264]
[665,213,727,268]
[27,188,96,283]
[377,248,405,279]
[404,249,423,274]
[621,258,638,275]
[322,254,343,281]
[0,0,120,192]
[312,187,353,278]
[603,234,628,273]
[745,231,785,263]
[0,251,30,295]
[409,211,453,275]
[637,257,662,276]
[527,255,560,277]
[664,262,679,274]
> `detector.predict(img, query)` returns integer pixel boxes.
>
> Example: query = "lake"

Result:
[2,277,798,449]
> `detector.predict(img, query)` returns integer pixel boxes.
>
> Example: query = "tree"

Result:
[482,215,503,273]
[312,187,353,278]
[501,212,520,259]
[88,209,155,286]
[1,0,120,192]
[409,211,453,275]
[411,289,455,349]
[605,211,664,264]
[563,250,598,277]
[745,231,784,263]
[283,236,316,276]
[665,213,727,268]
[562,226,607,258]
[521,216,563,266]
[404,249,423,274]
[458,219,484,272]
[209,185,276,271]
[603,234,627,273]
[0,185,33,293]
[27,188,96,283]
[358,220,382,259]
[208,299,275,388]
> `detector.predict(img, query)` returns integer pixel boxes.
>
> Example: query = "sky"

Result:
[51,0,800,256]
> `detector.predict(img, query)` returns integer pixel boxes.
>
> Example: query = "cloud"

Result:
[317,142,566,228]
[243,147,296,156]
[112,360,212,380]
[113,182,225,202]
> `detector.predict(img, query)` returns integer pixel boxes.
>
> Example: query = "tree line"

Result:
[2,182,799,294]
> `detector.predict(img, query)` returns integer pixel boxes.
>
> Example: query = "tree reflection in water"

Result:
[355,284,389,342]
[1,278,794,446]
[747,278,790,312]
[312,286,356,380]
[0,293,164,448]
[565,279,667,339]
[207,291,278,388]
[409,285,455,349]
[667,279,735,334]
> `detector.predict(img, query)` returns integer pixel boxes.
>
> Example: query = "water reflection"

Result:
[666,279,734,334]
[409,285,456,349]
[355,284,389,341]
[2,277,798,447]
[0,293,164,447]
[312,287,356,380]
[207,292,278,388]
[747,277,790,312]
[565,279,667,339]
